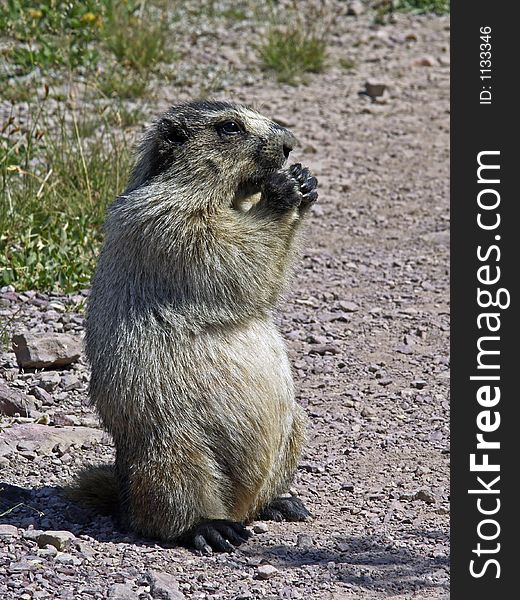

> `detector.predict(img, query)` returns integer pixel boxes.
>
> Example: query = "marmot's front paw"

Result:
[262,165,318,212]
[288,163,318,209]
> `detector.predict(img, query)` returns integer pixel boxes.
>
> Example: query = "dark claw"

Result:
[259,496,311,522]
[259,506,284,522]
[184,519,252,554]
[302,190,318,205]
[301,176,318,193]
[193,534,213,555]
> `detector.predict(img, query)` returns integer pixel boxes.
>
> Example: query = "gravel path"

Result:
[0,7,450,599]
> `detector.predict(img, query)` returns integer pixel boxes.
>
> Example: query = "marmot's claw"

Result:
[259,496,312,522]
[263,165,319,212]
[187,519,252,554]
[288,164,319,207]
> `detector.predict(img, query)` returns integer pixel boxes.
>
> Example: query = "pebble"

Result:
[0,381,37,417]
[257,564,278,580]
[147,570,185,599]
[252,522,269,534]
[364,79,387,98]
[414,55,437,67]
[11,332,82,369]
[28,530,76,551]
[0,524,19,538]
[414,488,437,504]
[36,371,61,392]
[338,301,359,312]
[346,0,364,15]
[296,534,313,548]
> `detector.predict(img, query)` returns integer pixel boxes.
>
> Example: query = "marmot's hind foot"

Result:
[185,519,252,554]
[259,496,311,522]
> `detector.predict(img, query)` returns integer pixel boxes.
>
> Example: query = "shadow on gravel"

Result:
[0,482,147,545]
[1,483,449,594]
[243,532,449,595]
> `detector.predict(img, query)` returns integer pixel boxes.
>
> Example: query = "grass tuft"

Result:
[257,28,327,84]
[375,0,450,18]
[0,100,132,293]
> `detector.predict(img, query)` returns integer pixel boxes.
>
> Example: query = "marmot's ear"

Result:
[157,117,189,145]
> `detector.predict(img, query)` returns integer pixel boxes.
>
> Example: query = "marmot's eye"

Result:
[217,121,242,136]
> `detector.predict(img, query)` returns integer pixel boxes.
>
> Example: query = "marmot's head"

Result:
[127,100,297,202]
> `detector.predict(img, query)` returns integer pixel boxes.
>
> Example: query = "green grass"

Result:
[0,102,132,293]
[377,0,450,17]
[0,1,178,293]
[97,69,149,99]
[0,0,175,77]
[339,57,355,70]
[0,0,104,71]
[103,7,172,74]
[257,28,327,84]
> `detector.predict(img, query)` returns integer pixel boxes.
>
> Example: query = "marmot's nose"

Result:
[281,130,297,159]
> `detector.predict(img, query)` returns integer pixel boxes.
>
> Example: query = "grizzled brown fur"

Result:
[71,100,318,552]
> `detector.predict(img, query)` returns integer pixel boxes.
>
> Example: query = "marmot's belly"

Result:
[188,318,296,489]
[192,317,294,418]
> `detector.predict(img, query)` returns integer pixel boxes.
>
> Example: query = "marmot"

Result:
[72,100,318,553]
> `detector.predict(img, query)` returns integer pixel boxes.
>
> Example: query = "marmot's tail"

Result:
[66,464,119,516]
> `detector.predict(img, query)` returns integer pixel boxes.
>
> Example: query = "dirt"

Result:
[0,5,450,599]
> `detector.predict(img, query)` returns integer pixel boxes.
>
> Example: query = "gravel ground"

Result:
[0,6,450,599]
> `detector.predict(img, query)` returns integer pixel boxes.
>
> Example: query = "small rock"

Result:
[53,413,77,427]
[60,373,82,391]
[54,553,76,565]
[257,564,278,580]
[12,332,82,369]
[0,524,19,537]
[364,80,387,98]
[308,344,341,356]
[34,530,76,551]
[411,380,427,389]
[341,482,355,492]
[59,452,73,464]
[29,386,54,405]
[414,489,437,504]
[414,55,437,67]
[296,534,313,548]
[346,0,364,15]
[338,301,359,312]
[395,344,413,355]
[1,423,103,455]
[147,570,185,600]
[36,372,61,392]
[37,544,58,558]
[109,583,140,599]
[253,523,269,534]
[0,381,37,417]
